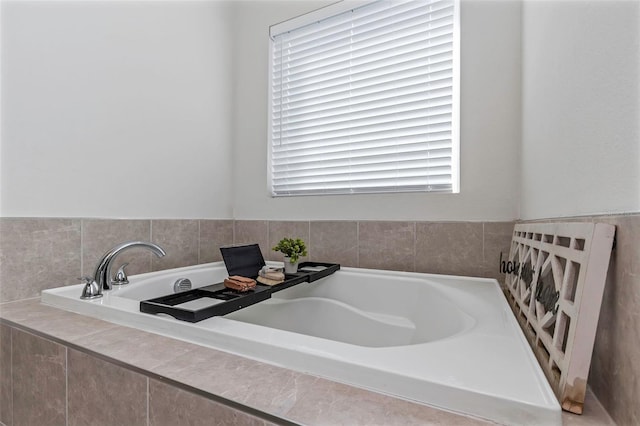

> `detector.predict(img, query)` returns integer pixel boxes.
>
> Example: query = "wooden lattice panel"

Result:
[504,222,615,414]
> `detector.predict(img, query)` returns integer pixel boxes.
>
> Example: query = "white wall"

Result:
[4,0,637,222]
[1,0,526,221]
[520,0,640,220]
[0,0,234,219]
[231,0,522,221]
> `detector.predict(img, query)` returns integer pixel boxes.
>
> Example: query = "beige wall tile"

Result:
[234,220,269,258]
[0,218,81,303]
[0,324,11,426]
[12,329,66,426]
[1,214,638,425]
[588,215,640,426]
[267,221,310,262]
[562,388,616,426]
[81,219,152,277]
[483,221,516,282]
[68,348,147,426]
[152,345,316,417]
[149,379,273,426]
[415,222,483,277]
[199,220,234,263]
[73,326,197,371]
[0,300,118,344]
[310,221,358,267]
[151,219,199,270]
[287,375,491,425]
[358,221,415,271]
[519,214,639,426]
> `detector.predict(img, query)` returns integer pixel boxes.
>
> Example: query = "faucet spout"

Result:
[93,241,166,293]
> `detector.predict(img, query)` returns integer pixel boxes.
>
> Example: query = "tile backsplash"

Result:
[0,218,81,303]
[521,214,640,426]
[1,214,638,426]
[0,218,514,304]
[0,324,275,426]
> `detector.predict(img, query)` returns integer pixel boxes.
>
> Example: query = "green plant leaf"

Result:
[272,237,307,263]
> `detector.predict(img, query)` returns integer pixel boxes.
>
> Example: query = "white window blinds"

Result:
[269,0,459,196]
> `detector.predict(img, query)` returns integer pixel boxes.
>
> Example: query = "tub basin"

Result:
[41,262,561,425]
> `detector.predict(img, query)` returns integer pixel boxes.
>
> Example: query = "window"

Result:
[269,0,459,196]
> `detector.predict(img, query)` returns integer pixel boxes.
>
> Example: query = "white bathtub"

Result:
[41,262,561,425]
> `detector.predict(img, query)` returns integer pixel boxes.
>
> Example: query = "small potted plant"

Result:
[272,237,307,273]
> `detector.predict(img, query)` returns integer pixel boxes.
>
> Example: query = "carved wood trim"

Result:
[504,222,615,414]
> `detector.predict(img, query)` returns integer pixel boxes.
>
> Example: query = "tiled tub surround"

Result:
[0,302,495,426]
[0,215,637,424]
[529,215,640,426]
[41,263,563,425]
[0,218,514,304]
[0,301,615,426]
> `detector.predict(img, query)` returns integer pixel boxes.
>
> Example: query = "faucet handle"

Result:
[79,277,102,300]
[112,263,129,285]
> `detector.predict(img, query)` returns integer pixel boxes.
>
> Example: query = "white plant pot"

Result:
[283,257,298,274]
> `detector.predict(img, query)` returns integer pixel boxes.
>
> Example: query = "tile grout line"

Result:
[413,221,417,273]
[65,347,68,426]
[80,219,84,278]
[149,220,154,271]
[232,219,236,246]
[146,377,150,426]
[10,327,13,426]
[482,222,486,264]
[308,220,312,261]
[266,220,271,260]
[356,221,360,268]
[308,220,311,262]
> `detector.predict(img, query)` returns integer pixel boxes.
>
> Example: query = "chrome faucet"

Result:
[80,241,166,299]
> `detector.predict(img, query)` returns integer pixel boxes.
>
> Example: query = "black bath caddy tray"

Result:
[139,261,339,323]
